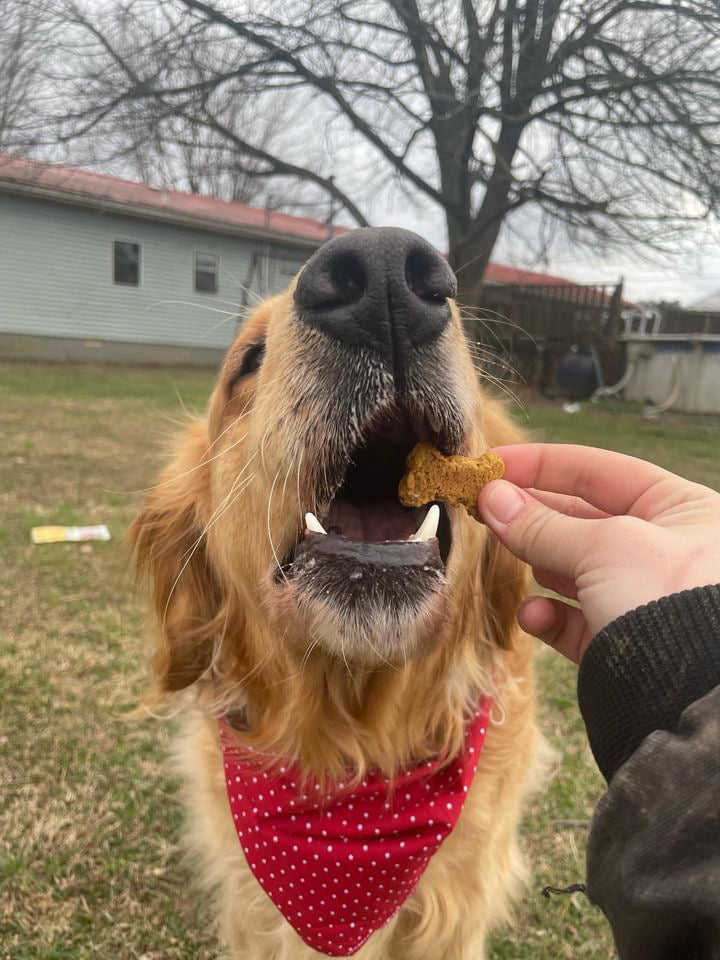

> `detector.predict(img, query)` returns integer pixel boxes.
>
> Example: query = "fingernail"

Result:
[483,481,527,525]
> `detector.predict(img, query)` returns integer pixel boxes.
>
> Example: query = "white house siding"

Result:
[0,193,313,361]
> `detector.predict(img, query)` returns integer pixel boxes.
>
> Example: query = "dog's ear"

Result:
[130,420,221,693]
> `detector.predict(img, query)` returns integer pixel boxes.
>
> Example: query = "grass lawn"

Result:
[1,361,718,960]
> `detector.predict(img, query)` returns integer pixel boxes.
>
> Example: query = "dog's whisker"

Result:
[163,473,255,629]
[174,450,259,568]
[362,633,398,672]
[273,634,321,686]
[468,359,520,382]
[194,296,251,310]
[171,382,196,421]
[198,602,232,684]
[204,374,286,453]
[208,646,277,713]
[267,467,290,586]
[300,635,321,677]
[163,457,258,625]
[460,307,539,345]
[466,343,516,366]
[320,441,331,507]
[477,372,528,417]
[113,383,280,496]
[148,298,250,319]
[139,699,187,722]
[281,451,297,505]
[466,347,523,384]
[153,412,195,433]
[127,431,251,495]
[258,404,288,477]
[206,397,256,451]
[218,262,265,306]
[340,636,354,681]
[295,445,305,532]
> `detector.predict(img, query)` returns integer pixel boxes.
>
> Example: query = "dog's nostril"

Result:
[298,253,367,310]
[405,249,455,305]
[328,254,366,308]
[294,227,456,361]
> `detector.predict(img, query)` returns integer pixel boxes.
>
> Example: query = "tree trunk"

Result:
[447,213,504,307]
[447,121,525,310]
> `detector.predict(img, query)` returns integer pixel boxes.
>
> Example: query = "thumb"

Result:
[518,596,592,665]
[478,479,593,578]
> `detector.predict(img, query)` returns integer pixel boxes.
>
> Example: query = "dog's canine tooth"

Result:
[409,504,439,542]
[305,512,328,535]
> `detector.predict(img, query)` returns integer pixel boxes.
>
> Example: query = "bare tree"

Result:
[51,0,720,301]
[114,97,287,205]
[44,2,306,207]
[0,1,59,153]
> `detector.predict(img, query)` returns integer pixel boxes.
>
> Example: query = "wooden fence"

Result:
[466,279,625,392]
[659,308,720,336]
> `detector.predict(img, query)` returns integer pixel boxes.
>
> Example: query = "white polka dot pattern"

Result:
[220,699,491,957]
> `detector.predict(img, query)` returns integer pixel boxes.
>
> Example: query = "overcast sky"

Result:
[35,6,717,309]
[32,3,716,309]
[368,192,719,307]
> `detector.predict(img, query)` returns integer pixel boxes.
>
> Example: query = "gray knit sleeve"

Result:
[577,584,720,782]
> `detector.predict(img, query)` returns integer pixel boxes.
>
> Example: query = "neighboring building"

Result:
[0,154,584,366]
[0,155,341,365]
[689,289,720,312]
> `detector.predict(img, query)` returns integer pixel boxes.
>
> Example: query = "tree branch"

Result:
[193,110,370,227]
[177,0,450,211]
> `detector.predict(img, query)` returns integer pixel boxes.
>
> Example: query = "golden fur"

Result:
[132,276,542,959]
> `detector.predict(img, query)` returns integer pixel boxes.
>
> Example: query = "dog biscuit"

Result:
[398,443,504,521]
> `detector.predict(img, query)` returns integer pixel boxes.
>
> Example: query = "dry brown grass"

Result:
[3,362,718,960]
[0,363,218,960]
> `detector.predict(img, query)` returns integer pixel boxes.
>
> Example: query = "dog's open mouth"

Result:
[279,408,453,588]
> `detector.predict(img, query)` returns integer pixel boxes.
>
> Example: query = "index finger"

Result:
[492,443,672,517]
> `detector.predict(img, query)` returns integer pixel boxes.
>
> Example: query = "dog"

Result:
[132,227,541,959]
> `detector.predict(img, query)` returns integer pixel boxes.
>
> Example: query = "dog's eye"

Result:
[229,341,265,392]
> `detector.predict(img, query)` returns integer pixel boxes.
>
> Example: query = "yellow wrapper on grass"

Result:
[398,443,505,521]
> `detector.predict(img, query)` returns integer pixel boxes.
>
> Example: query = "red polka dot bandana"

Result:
[220,699,491,957]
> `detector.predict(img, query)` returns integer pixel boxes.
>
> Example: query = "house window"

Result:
[113,240,140,286]
[195,252,218,293]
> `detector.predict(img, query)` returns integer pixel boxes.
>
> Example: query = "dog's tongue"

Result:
[326,498,424,542]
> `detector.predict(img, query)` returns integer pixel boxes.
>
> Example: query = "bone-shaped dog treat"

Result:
[398,443,505,522]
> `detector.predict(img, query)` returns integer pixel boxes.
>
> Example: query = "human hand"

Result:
[477,444,720,664]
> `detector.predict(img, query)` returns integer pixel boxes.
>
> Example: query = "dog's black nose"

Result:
[294,227,456,371]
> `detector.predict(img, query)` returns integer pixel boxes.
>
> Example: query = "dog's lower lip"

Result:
[294,531,443,571]
[276,501,451,585]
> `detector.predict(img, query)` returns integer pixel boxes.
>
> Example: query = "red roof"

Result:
[0,153,602,290]
[482,262,577,286]
[0,153,345,246]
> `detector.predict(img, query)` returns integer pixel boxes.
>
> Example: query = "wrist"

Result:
[578,584,720,781]
[582,560,719,640]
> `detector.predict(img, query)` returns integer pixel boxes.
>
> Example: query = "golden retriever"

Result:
[132,227,540,959]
